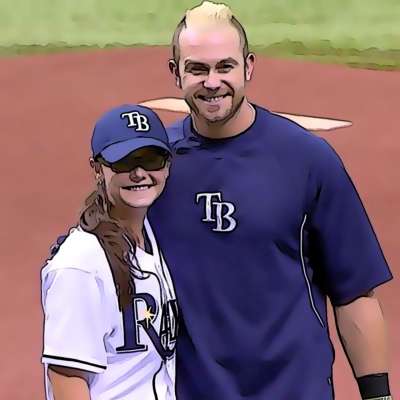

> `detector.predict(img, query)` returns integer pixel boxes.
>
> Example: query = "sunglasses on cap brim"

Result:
[96,147,170,173]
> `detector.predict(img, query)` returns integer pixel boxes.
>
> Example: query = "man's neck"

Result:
[192,98,255,140]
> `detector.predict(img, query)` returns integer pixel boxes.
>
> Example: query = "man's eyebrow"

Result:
[184,60,209,67]
[216,58,239,66]
[184,58,239,67]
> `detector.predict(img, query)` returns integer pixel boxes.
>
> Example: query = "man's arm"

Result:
[334,290,392,399]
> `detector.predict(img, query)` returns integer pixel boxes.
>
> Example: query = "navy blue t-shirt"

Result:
[148,105,392,400]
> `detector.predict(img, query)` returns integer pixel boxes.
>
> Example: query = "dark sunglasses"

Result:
[97,147,170,173]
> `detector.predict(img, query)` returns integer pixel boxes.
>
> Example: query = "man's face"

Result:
[173,24,254,124]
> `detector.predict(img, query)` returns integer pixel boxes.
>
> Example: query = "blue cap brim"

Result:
[100,138,172,163]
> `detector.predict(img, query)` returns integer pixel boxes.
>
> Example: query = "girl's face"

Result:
[96,147,171,211]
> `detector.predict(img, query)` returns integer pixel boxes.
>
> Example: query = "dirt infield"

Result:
[0,47,398,399]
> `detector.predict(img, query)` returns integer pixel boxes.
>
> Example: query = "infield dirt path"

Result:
[0,47,398,399]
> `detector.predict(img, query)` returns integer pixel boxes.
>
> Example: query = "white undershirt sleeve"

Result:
[41,267,108,373]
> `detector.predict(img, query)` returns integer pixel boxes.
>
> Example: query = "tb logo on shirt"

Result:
[196,192,237,232]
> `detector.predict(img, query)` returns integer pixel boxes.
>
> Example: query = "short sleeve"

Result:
[167,117,188,145]
[41,267,108,373]
[306,138,393,306]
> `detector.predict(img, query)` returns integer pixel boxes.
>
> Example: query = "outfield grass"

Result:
[0,0,399,68]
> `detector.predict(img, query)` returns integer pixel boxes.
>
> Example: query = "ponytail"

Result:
[79,178,135,311]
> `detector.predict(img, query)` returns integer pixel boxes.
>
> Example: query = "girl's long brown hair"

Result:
[79,164,137,311]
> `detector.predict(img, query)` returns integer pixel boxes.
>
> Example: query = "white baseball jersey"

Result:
[41,218,178,400]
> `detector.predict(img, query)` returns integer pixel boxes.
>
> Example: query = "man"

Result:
[147,1,394,399]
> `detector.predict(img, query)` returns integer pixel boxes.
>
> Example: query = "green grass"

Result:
[254,42,400,70]
[0,0,399,69]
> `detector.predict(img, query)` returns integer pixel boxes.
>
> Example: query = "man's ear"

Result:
[245,52,256,81]
[168,59,176,74]
[169,58,182,88]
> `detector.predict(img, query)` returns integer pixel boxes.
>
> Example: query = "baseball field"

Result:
[0,1,398,399]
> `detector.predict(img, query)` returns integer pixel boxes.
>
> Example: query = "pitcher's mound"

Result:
[139,97,352,132]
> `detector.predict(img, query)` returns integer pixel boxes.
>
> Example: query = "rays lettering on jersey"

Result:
[117,293,178,360]
[196,192,237,232]
[120,111,150,131]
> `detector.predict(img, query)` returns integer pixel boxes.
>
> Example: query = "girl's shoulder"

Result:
[42,226,109,277]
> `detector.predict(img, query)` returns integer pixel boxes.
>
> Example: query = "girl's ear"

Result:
[89,157,95,169]
[165,160,171,179]
[90,157,103,181]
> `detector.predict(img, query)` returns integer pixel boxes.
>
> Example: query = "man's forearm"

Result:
[333,291,392,399]
[334,291,389,377]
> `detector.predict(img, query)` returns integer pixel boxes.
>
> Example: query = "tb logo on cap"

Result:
[121,111,150,132]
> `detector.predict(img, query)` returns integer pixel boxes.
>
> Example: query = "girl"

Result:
[41,104,178,400]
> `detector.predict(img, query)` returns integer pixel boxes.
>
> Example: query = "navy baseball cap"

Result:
[91,104,172,163]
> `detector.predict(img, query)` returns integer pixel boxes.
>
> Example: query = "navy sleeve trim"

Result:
[42,354,107,369]
[330,274,393,307]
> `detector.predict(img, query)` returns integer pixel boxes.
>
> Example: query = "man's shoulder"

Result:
[165,105,331,158]
[256,105,314,137]
[254,104,330,155]
[166,116,189,146]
